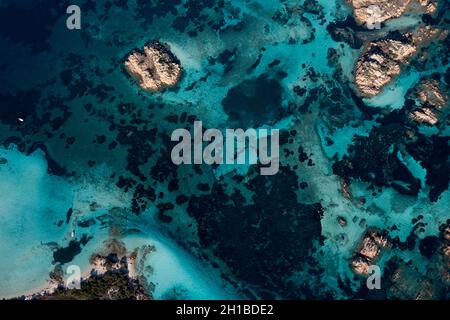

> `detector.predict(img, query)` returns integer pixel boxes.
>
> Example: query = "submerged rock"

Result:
[124,41,182,92]
[417,79,447,108]
[383,221,450,300]
[387,262,437,299]
[408,78,448,125]
[337,216,348,227]
[438,221,450,286]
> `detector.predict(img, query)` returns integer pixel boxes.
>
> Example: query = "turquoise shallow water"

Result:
[0,146,72,297]
[0,146,236,299]
[0,0,448,299]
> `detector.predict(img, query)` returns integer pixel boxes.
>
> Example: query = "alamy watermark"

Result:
[171,121,280,175]
[366,265,381,290]
[65,265,81,290]
[66,5,81,30]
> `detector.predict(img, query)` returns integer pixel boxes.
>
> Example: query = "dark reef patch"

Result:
[406,135,450,202]
[0,0,69,52]
[332,110,449,201]
[326,15,365,49]
[419,236,440,258]
[115,125,158,182]
[222,74,283,128]
[0,90,41,126]
[134,0,181,28]
[52,234,92,265]
[66,208,73,224]
[187,165,323,298]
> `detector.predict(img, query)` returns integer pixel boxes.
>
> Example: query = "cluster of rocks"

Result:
[348,0,446,97]
[355,25,447,97]
[349,226,448,299]
[124,41,182,92]
[90,252,133,276]
[350,228,391,275]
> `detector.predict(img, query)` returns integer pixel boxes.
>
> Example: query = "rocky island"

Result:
[124,41,182,92]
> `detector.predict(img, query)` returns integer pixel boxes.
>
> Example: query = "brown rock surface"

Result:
[409,78,448,125]
[418,0,439,13]
[355,36,416,97]
[354,26,446,97]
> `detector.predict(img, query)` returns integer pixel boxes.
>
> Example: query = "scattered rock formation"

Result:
[350,228,390,275]
[384,221,450,300]
[410,107,439,125]
[438,221,450,285]
[349,0,446,97]
[124,41,182,92]
[387,262,437,299]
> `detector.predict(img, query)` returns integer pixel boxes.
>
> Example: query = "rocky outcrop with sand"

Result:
[349,0,438,26]
[350,0,412,26]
